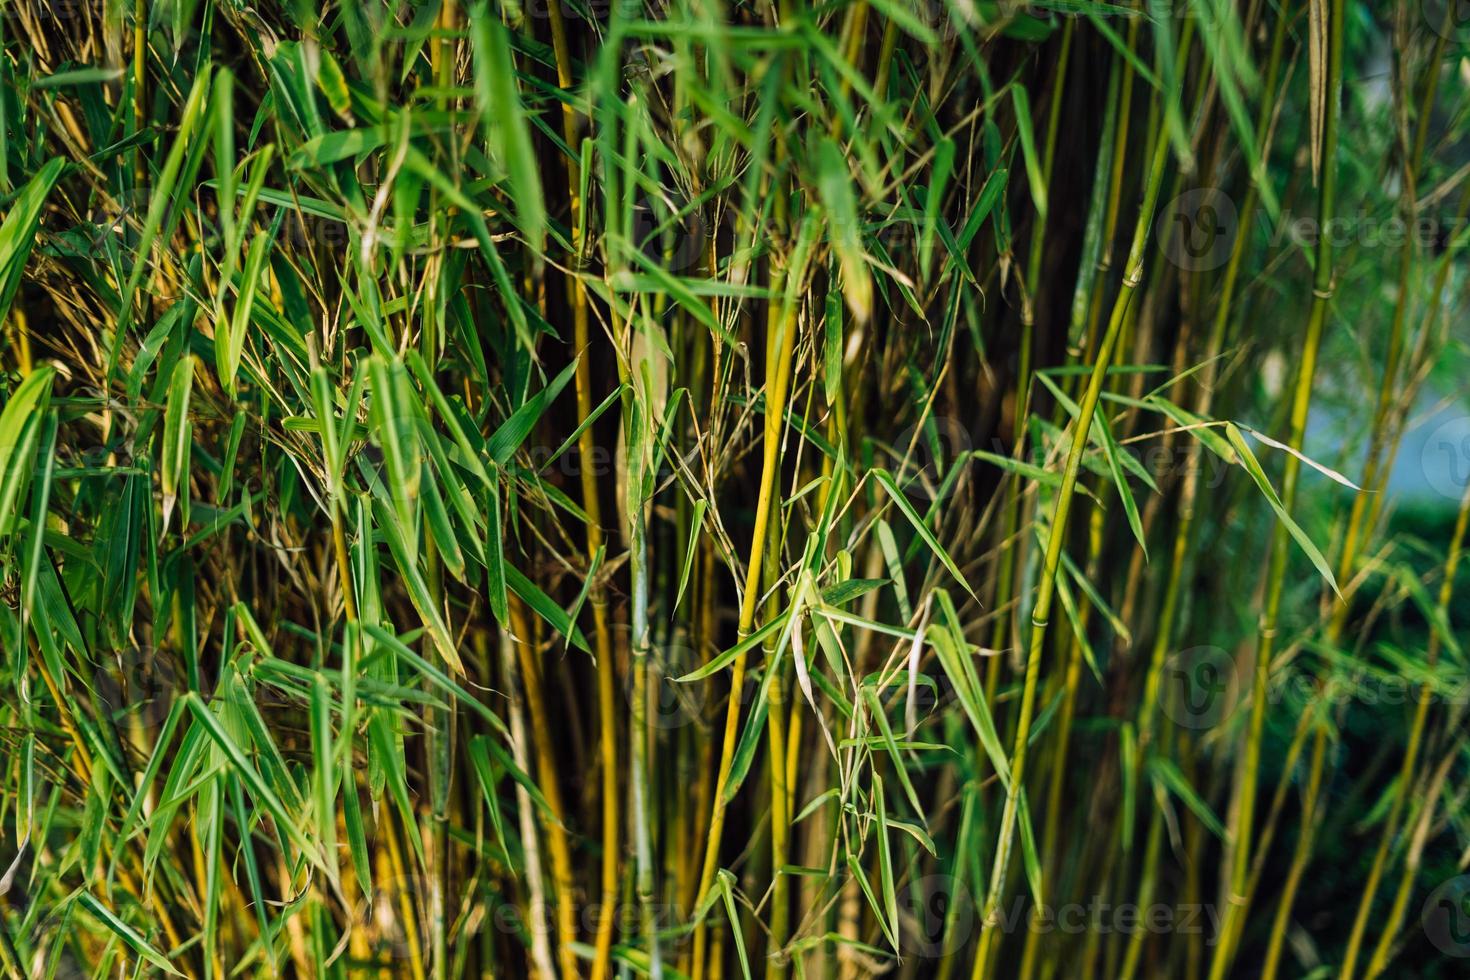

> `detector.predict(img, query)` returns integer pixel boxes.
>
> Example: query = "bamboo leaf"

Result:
[160,356,196,532]
[470,3,546,253]
[872,469,976,600]
[76,892,183,976]
[0,159,64,326]
[1225,423,1339,596]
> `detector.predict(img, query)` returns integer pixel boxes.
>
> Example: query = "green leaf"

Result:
[674,498,708,613]
[160,356,196,532]
[114,67,214,353]
[814,136,873,324]
[0,159,65,326]
[1010,84,1047,220]
[506,563,590,652]
[218,229,272,396]
[470,3,546,253]
[0,367,55,531]
[77,891,183,976]
[1225,423,1338,596]
[183,691,334,882]
[873,774,901,949]
[487,358,579,466]
[872,469,976,600]
[718,869,753,980]
[1149,757,1226,838]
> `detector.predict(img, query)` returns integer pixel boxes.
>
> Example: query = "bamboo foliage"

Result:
[1,0,1468,977]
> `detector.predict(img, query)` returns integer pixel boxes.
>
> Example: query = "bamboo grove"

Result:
[0,0,1468,975]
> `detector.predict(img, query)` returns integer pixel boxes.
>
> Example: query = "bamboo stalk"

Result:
[1363,736,1460,979]
[1332,24,1452,980]
[1353,478,1470,975]
[497,618,560,980]
[1120,12,1290,973]
[1327,16,1450,629]
[1259,718,1328,980]
[509,597,580,980]
[973,120,1174,977]
[543,5,623,976]
[1208,0,1345,973]
[764,502,791,980]
[691,217,814,979]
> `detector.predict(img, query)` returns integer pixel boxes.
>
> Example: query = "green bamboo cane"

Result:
[987,16,1075,681]
[1364,686,1469,977]
[764,131,795,980]
[972,121,1173,978]
[1118,10,1290,975]
[1264,11,1453,977]
[691,214,816,980]
[1333,26,1452,980]
[1328,16,1451,636]
[626,357,663,978]
[1259,719,1329,980]
[764,488,791,979]
[1340,188,1470,975]
[1208,0,1345,973]
[1017,507,1101,980]
[969,28,1075,980]
[1363,747,1457,980]
[541,5,625,975]
[1344,453,1470,978]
